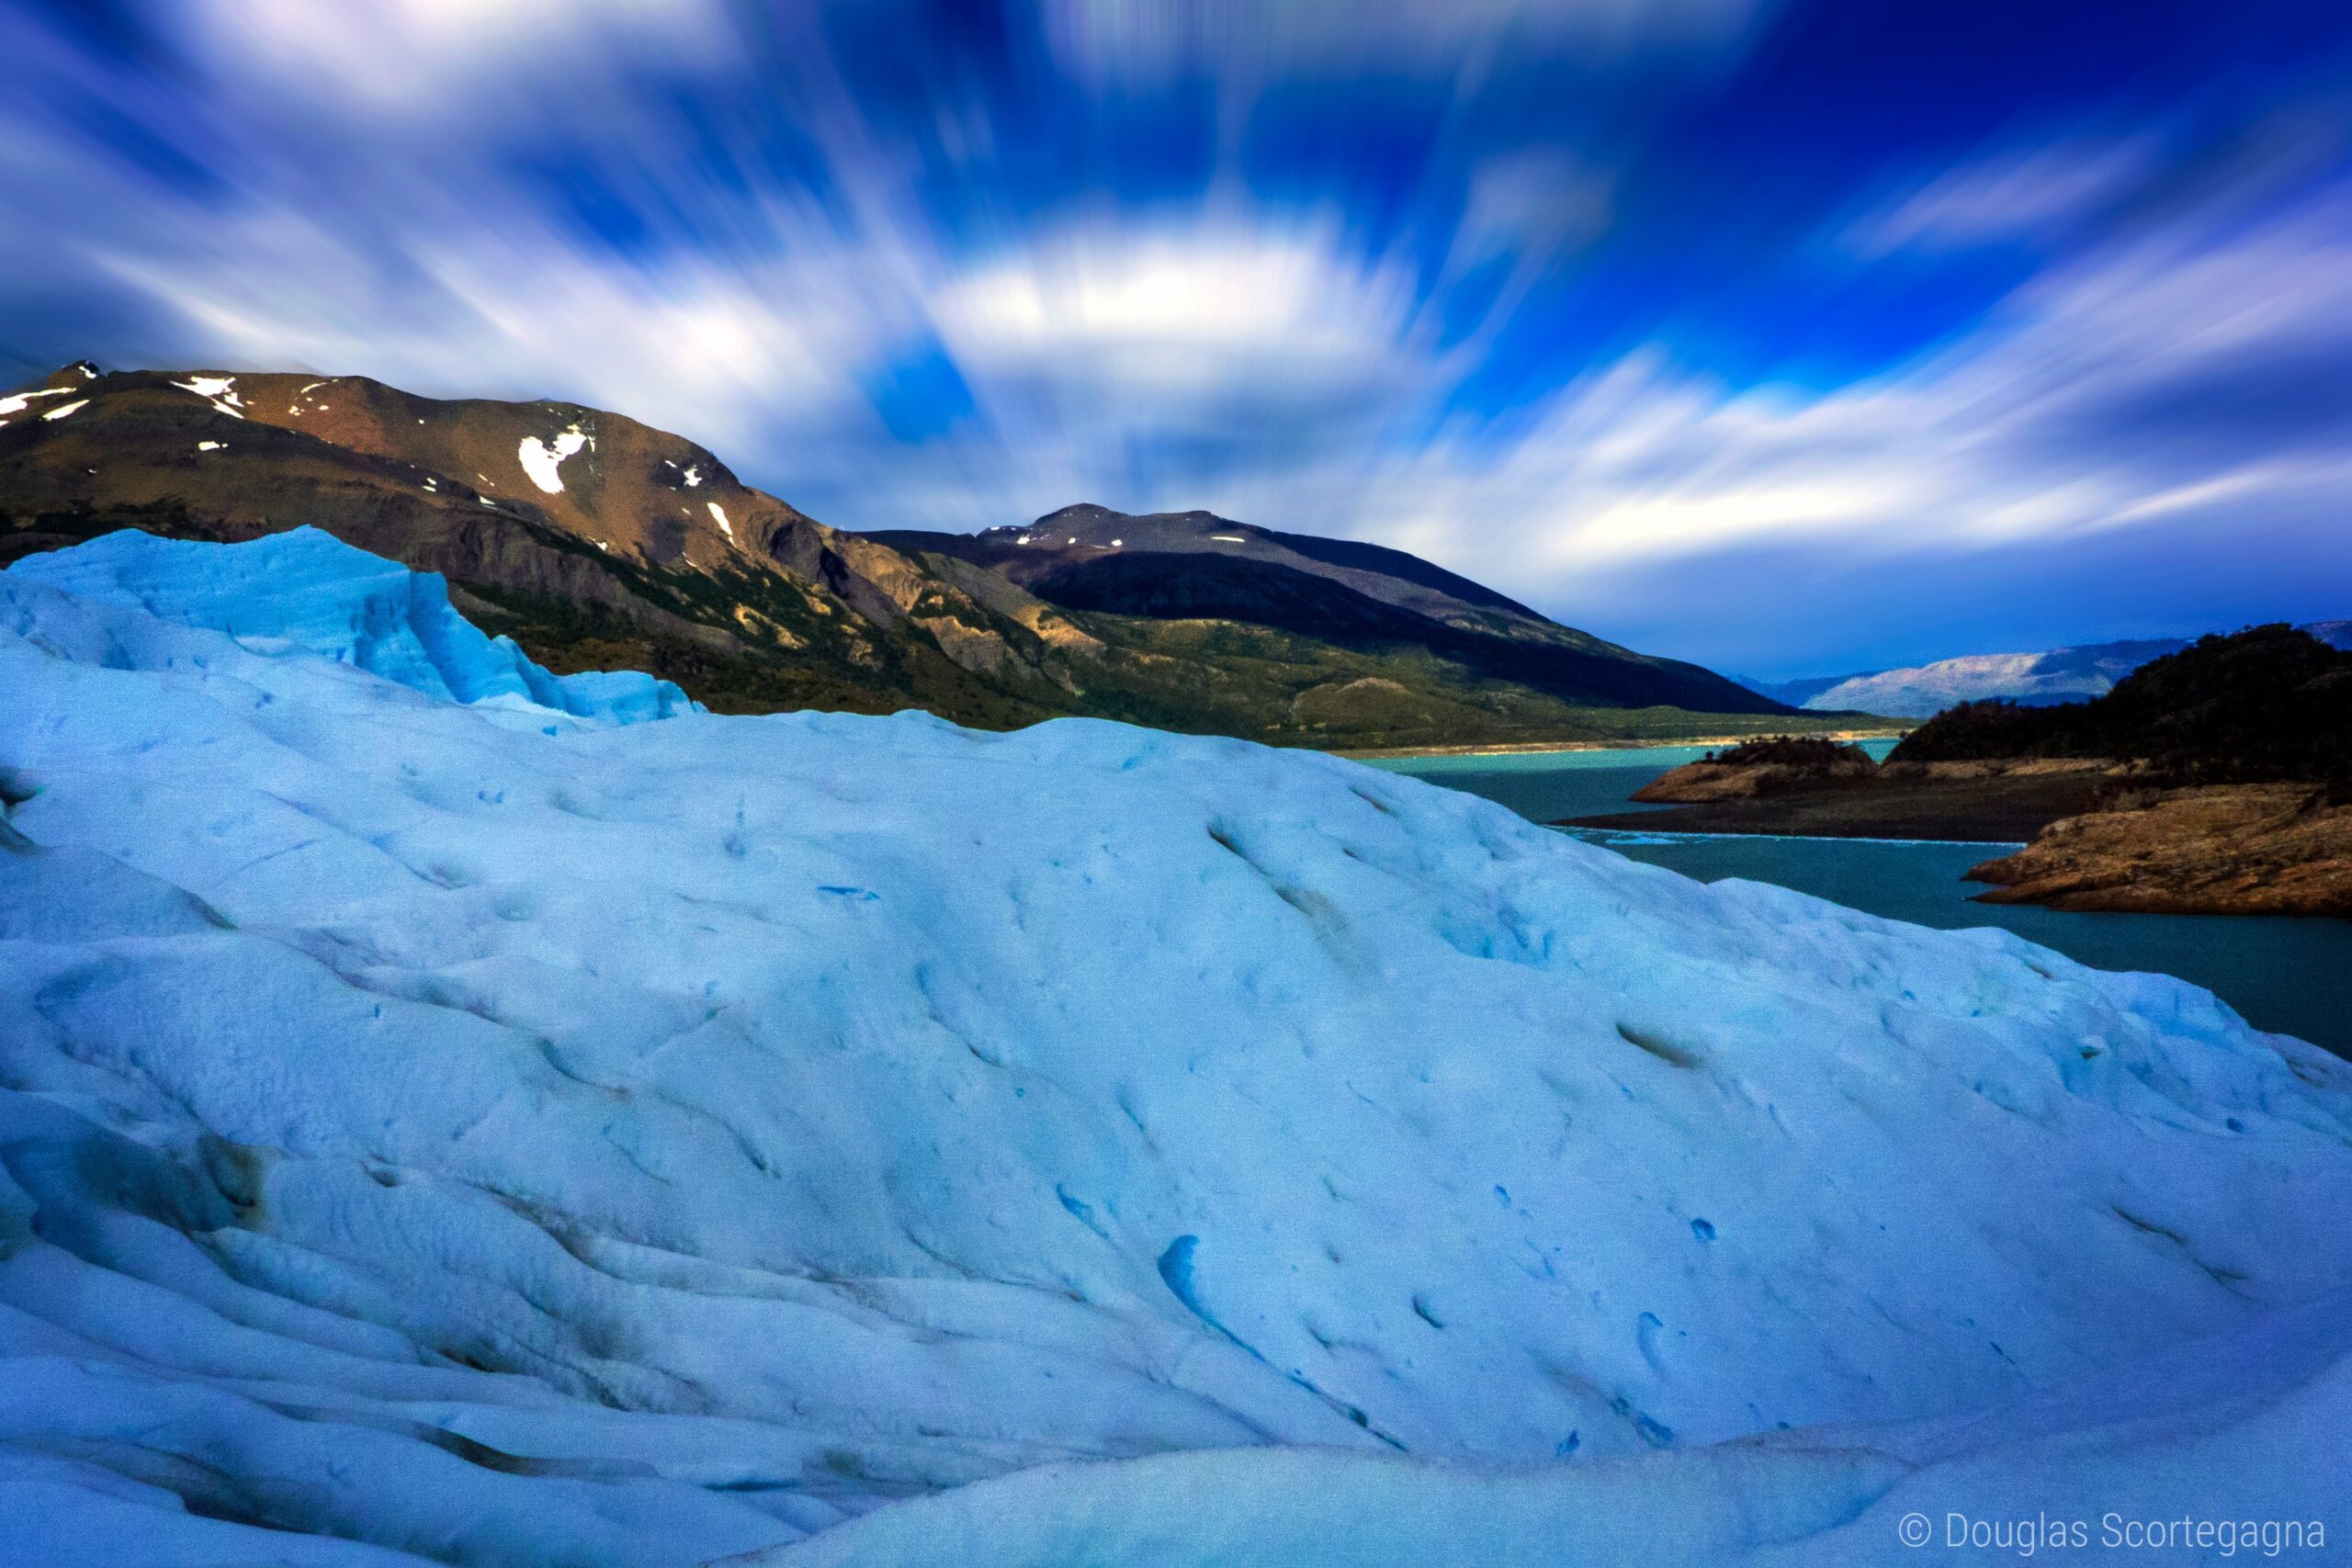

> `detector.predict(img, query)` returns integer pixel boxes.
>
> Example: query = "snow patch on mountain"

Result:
[0,532,2347,1562]
[170,373,246,419]
[518,426,592,494]
[1818,654,2049,714]
[0,387,73,417]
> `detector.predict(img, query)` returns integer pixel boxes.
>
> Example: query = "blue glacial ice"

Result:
[1,529,2348,1566]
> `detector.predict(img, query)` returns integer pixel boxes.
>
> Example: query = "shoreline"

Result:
[1566,822,2030,849]
[1556,762,2110,847]
[1559,805,2069,844]
[1336,728,1907,761]
[1559,765,2350,919]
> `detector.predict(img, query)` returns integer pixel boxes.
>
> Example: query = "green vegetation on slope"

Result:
[998,612,1877,750]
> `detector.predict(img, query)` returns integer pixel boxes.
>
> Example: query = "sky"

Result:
[3,0,2350,675]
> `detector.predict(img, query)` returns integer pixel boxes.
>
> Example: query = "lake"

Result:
[1366,742,2352,1057]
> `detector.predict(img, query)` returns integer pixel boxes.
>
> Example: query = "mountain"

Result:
[0,362,1821,750]
[1796,640,2197,717]
[5,530,2348,1562]
[870,501,1551,630]
[1777,626,2352,718]
[0,359,1070,728]
[865,504,1796,724]
[1728,670,1880,707]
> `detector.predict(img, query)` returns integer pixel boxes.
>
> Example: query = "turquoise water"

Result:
[1367,743,2351,1057]
[1368,739,1901,824]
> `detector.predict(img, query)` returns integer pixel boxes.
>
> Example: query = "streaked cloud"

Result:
[174,0,740,118]
[1842,140,2158,255]
[1039,0,1774,80]
[2,0,2347,671]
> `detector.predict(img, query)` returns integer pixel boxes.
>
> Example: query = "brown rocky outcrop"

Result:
[1967,784,2352,916]
[1632,738,1883,803]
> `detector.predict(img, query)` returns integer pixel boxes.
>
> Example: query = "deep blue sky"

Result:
[4,0,2349,674]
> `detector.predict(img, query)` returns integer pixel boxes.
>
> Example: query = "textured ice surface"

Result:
[6,527,694,726]
[2,532,2349,1565]
[754,1291,2352,1565]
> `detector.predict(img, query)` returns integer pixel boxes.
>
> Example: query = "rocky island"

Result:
[1577,736,2112,844]
[1628,736,1882,802]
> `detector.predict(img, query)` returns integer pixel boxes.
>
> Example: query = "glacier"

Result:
[0,529,2347,1566]
[6,526,695,728]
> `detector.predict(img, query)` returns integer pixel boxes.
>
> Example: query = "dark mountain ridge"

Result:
[875,502,1545,626]
[865,503,1789,716]
[1014,547,1778,715]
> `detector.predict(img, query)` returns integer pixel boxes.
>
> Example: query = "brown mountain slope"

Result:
[1,361,1828,748]
[0,361,1088,725]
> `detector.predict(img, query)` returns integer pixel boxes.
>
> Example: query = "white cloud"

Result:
[1843,140,2158,255]
[67,152,900,463]
[174,0,735,118]
[932,220,1423,401]
[1041,0,1772,81]
[130,243,882,460]
[1448,149,1616,277]
[872,218,1442,526]
[0,1,916,462]
[1315,186,2352,610]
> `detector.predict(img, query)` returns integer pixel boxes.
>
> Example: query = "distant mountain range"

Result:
[0,361,1825,750]
[1741,626,2352,718]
